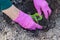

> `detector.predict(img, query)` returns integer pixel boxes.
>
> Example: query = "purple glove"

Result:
[33,0,51,19]
[13,10,42,30]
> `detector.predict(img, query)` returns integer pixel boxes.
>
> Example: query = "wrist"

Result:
[2,5,20,20]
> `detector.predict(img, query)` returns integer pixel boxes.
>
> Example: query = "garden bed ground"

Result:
[0,0,60,40]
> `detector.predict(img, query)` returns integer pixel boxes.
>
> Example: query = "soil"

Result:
[0,0,60,40]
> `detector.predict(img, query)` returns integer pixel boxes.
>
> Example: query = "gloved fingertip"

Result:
[48,7,52,15]
[45,16,48,20]
[36,24,43,29]
[49,10,52,15]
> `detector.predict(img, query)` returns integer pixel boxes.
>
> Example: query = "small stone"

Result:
[58,37,60,40]
[6,39,9,40]
[3,20,6,22]
[53,28,60,37]
[4,32,7,35]
[46,29,54,38]
[52,35,57,40]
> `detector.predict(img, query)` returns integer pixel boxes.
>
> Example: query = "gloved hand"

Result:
[13,10,43,30]
[33,0,51,19]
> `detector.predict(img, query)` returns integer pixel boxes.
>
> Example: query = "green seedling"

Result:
[30,13,43,23]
